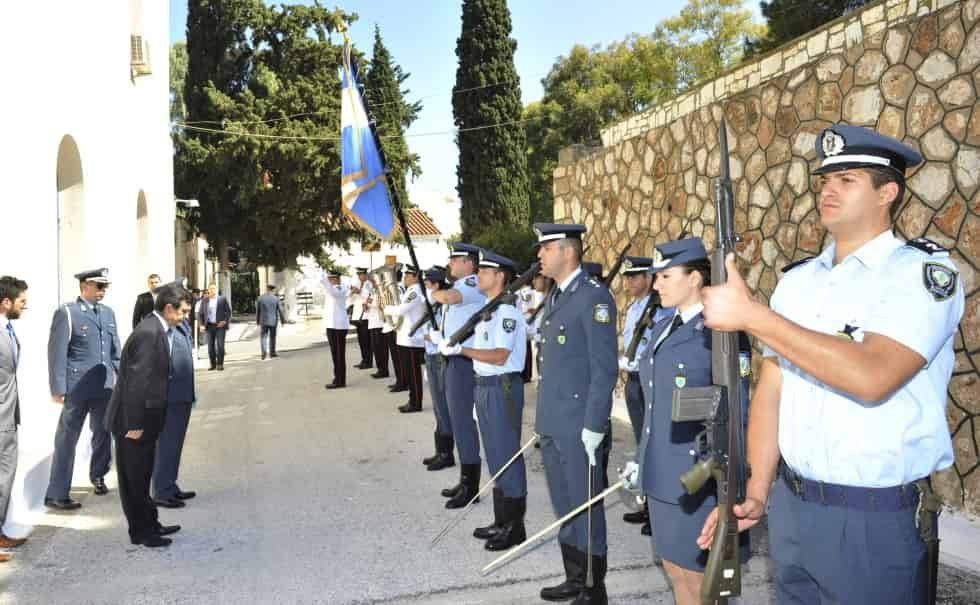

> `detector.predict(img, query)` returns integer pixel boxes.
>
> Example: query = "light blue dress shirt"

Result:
[441,273,485,349]
[766,230,964,487]
[472,303,527,376]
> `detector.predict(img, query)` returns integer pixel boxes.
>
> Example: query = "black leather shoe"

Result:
[622,509,648,524]
[422,432,442,466]
[92,478,109,495]
[133,535,172,548]
[217,365,225,371]
[426,452,455,471]
[474,489,504,540]
[155,525,181,536]
[153,497,186,509]
[485,496,527,551]
[270,353,279,358]
[441,482,462,498]
[175,489,196,500]
[446,464,480,509]
[208,366,217,371]
[44,497,81,510]
[370,372,389,379]
[398,402,422,413]
[324,383,346,390]
[388,385,408,393]
[355,362,371,369]
[541,544,585,601]
[261,352,267,360]
[641,520,651,536]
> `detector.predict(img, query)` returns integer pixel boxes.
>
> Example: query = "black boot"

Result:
[571,553,607,605]
[422,432,441,466]
[622,508,648,524]
[541,543,585,601]
[445,463,480,509]
[473,489,504,540]
[427,434,456,471]
[485,495,526,551]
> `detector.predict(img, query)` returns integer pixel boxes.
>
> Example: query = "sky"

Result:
[170,1,761,233]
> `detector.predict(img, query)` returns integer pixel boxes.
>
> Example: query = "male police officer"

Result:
[350,268,373,369]
[388,267,426,413]
[441,249,529,551]
[430,243,485,509]
[534,224,617,604]
[321,271,350,389]
[46,268,121,508]
[698,124,965,604]
[618,256,672,534]
[421,268,455,471]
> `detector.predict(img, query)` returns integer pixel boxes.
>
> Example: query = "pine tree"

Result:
[746,0,870,57]
[364,25,422,209]
[453,0,530,240]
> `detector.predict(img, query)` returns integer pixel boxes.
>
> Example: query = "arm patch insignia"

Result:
[923,262,957,301]
[502,318,516,333]
[593,304,611,324]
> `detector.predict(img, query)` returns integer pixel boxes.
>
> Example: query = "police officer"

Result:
[430,243,485,509]
[617,256,672,534]
[350,268,373,369]
[534,224,617,605]
[321,271,350,389]
[440,250,528,551]
[388,267,426,413]
[45,268,121,508]
[621,239,750,605]
[420,268,455,471]
[697,124,965,604]
[384,265,407,394]
[364,271,389,379]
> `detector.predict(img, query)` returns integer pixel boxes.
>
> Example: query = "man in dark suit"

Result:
[256,285,285,360]
[197,285,232,371]
[105,283,189,547]
[132,274,160,330]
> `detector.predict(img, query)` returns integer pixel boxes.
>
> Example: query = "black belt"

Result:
[474,372,519,386]
[779,460,920,512]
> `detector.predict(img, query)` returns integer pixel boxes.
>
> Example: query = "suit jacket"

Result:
[198,296,232,328]
[132,291,155,330]
[105,314,171,436]
[256,294,285,327]
[0,323,20,430]
[534,270,618,438]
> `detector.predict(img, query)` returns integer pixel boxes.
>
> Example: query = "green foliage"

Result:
[471,223,537,274]
[365,25,422,208]
[453,0,530,240]
[524,0,763,224]
[175,0,364,271]
[170,42,188,123]
[314,250,349,276]
[746,0,869,57]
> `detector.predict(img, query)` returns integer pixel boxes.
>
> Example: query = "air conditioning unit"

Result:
[130,35,151,77]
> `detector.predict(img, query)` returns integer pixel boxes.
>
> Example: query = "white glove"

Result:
[618,357,629,371]
[627,358,638,372]
[620,461,640,490]
[581,428,605,467]
[439,341,462,357]
[428,329,443,345]
[526,323,538,339]
[532,332,542,344]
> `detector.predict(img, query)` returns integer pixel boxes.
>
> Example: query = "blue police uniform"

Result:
[421,268,455,471]
[469,250,529,552]
[46,268,121,502]
[634,237,751,571]
[533,223,618,604]
[619,256,673,447]
[439,243,486,508]
[763,125,964,604]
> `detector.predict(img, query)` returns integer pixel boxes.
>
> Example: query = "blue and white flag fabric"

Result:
[340,42,395,238]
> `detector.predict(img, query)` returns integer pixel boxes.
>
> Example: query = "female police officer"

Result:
[622,237,749,605]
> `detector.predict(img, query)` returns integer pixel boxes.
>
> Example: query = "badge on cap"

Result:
[923,262,957,301]
[821,130,845,157]
[503,318,516,333]
[835,324,859,341]
[593,304,610,324]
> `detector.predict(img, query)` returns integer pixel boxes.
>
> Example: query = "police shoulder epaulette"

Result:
[781,257,815,273]
[904,237,948,256]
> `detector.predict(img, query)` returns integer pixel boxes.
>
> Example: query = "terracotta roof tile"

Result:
[394,207,441,237]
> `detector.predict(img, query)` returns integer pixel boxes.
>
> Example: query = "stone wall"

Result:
[552,0,980,514]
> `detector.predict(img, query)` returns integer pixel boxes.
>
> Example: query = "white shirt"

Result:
[391,283,426,348]
[362,280,383,329]
[152,311,173,355]
[347,281,366,321]
[768,230,964,487]
[441,273,485,349]
[321,279,351,330]
[556,267,583,296]
[472,303,527,376]
[423,289,443,356]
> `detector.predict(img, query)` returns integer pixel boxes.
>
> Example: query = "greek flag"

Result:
[340,43,394,238]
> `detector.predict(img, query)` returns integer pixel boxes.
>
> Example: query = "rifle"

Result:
[670,118,748,603]
[409,302,442,337]
[602,244,632,288]
[623,289,661,362]
[446,261,541,347]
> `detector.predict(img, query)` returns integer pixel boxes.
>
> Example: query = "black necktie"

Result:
[654,314,684,353]
[552,288,561,307]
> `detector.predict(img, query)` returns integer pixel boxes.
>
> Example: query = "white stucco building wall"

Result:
[0,1,174,535]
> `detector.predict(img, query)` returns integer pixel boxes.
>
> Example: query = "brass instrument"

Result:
[370,264,404,330]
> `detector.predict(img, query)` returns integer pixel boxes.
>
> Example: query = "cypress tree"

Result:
[747,0,871,56]
[364,25,422,208]
[453,0,530,240]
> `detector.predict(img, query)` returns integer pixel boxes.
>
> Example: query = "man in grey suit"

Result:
[256,285,285,360]
[197,285,231,371]
[0,276,29,560]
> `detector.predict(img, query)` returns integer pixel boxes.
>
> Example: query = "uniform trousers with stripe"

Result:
[475,372,527,497]
[399,345,424,406]
[326,328,347,386]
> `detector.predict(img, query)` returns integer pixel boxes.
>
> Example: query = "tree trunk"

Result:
[274,267,301,323]
[217,240,233,310]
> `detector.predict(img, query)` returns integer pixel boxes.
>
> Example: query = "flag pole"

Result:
[343,37,437,330]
